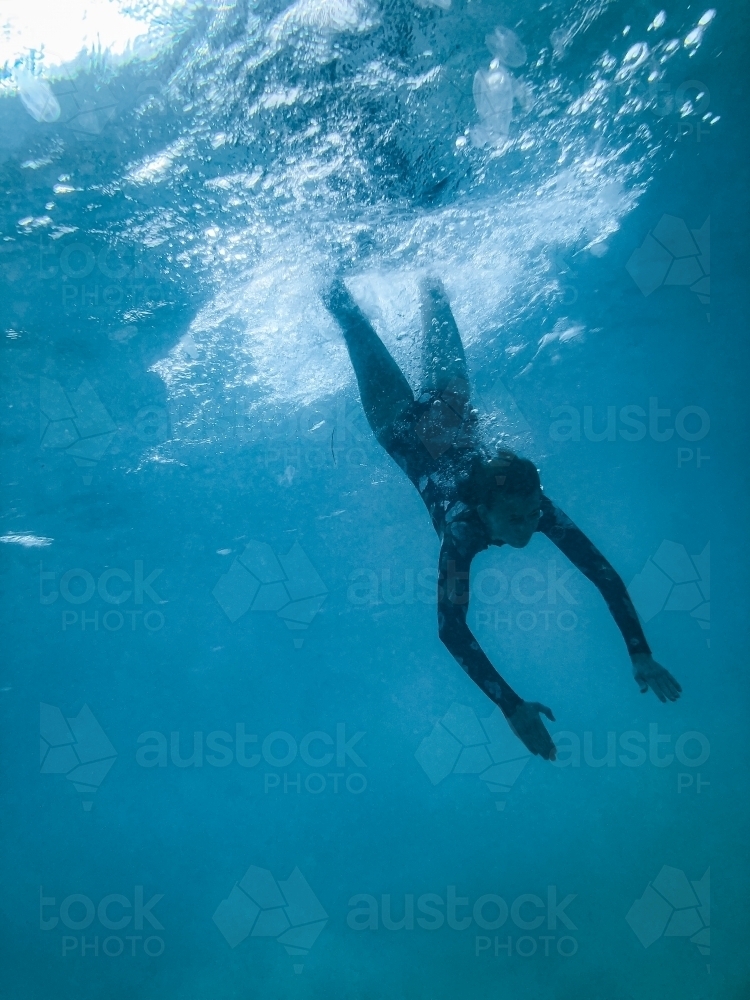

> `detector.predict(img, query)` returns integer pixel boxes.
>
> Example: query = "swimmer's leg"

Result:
[324,280,414,443]
[419,276,470,410]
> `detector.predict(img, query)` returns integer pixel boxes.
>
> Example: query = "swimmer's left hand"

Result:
[506,700,557,761]
[631,653,682,703]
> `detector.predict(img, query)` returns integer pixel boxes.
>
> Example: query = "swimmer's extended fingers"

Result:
[529,701,556,723]
[655,668,682,702]
[510,702,557,761]
[639,670,668,703]
[634,656,682,703]
[529,704,557,760]
[535,723,557,762]
[524,725,556,760]
[638,666,667,703]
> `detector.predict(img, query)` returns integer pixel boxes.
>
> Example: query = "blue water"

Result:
[1,1,748,997]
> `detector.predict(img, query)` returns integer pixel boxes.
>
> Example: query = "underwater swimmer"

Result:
[324,276,681,761]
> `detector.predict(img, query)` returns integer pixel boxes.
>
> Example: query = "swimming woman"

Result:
[324,276,681,761]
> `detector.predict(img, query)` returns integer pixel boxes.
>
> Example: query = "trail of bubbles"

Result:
[0,0,719,454]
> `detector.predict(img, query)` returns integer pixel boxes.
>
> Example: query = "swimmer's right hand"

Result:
[506,700,557,761]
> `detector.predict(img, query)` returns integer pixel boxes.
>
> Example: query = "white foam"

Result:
[153,168,636,440]
[0,533,53,547]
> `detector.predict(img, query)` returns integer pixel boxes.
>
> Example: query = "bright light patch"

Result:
[0,0,187,75]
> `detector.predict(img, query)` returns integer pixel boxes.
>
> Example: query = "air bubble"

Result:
[648,11,666,31]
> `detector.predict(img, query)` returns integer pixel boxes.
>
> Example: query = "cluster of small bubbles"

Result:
[0,0,720,441]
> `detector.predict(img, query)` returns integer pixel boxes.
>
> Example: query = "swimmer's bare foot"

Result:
[321,277,355,316]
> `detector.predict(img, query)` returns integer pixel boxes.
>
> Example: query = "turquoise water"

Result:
[1,1,748,997]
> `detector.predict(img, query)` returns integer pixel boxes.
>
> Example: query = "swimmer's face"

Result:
[478,489,543,548]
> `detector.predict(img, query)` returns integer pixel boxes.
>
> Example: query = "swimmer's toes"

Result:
[322,278,352,314]
[419,274,445,296]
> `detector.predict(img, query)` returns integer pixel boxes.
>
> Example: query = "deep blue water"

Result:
[1,1,748,997]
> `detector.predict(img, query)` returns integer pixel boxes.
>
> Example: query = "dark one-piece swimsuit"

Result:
[378,394,650,717]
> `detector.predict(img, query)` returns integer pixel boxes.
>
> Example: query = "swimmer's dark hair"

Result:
[464,449,541,506]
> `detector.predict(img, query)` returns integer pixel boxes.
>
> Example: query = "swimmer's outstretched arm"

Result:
[437,539,557,760]
[539,498,681,703]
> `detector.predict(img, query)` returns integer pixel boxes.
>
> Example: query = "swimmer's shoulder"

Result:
[444,500,489,556]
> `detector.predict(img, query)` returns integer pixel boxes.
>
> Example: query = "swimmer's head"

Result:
[472,450,542,548]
